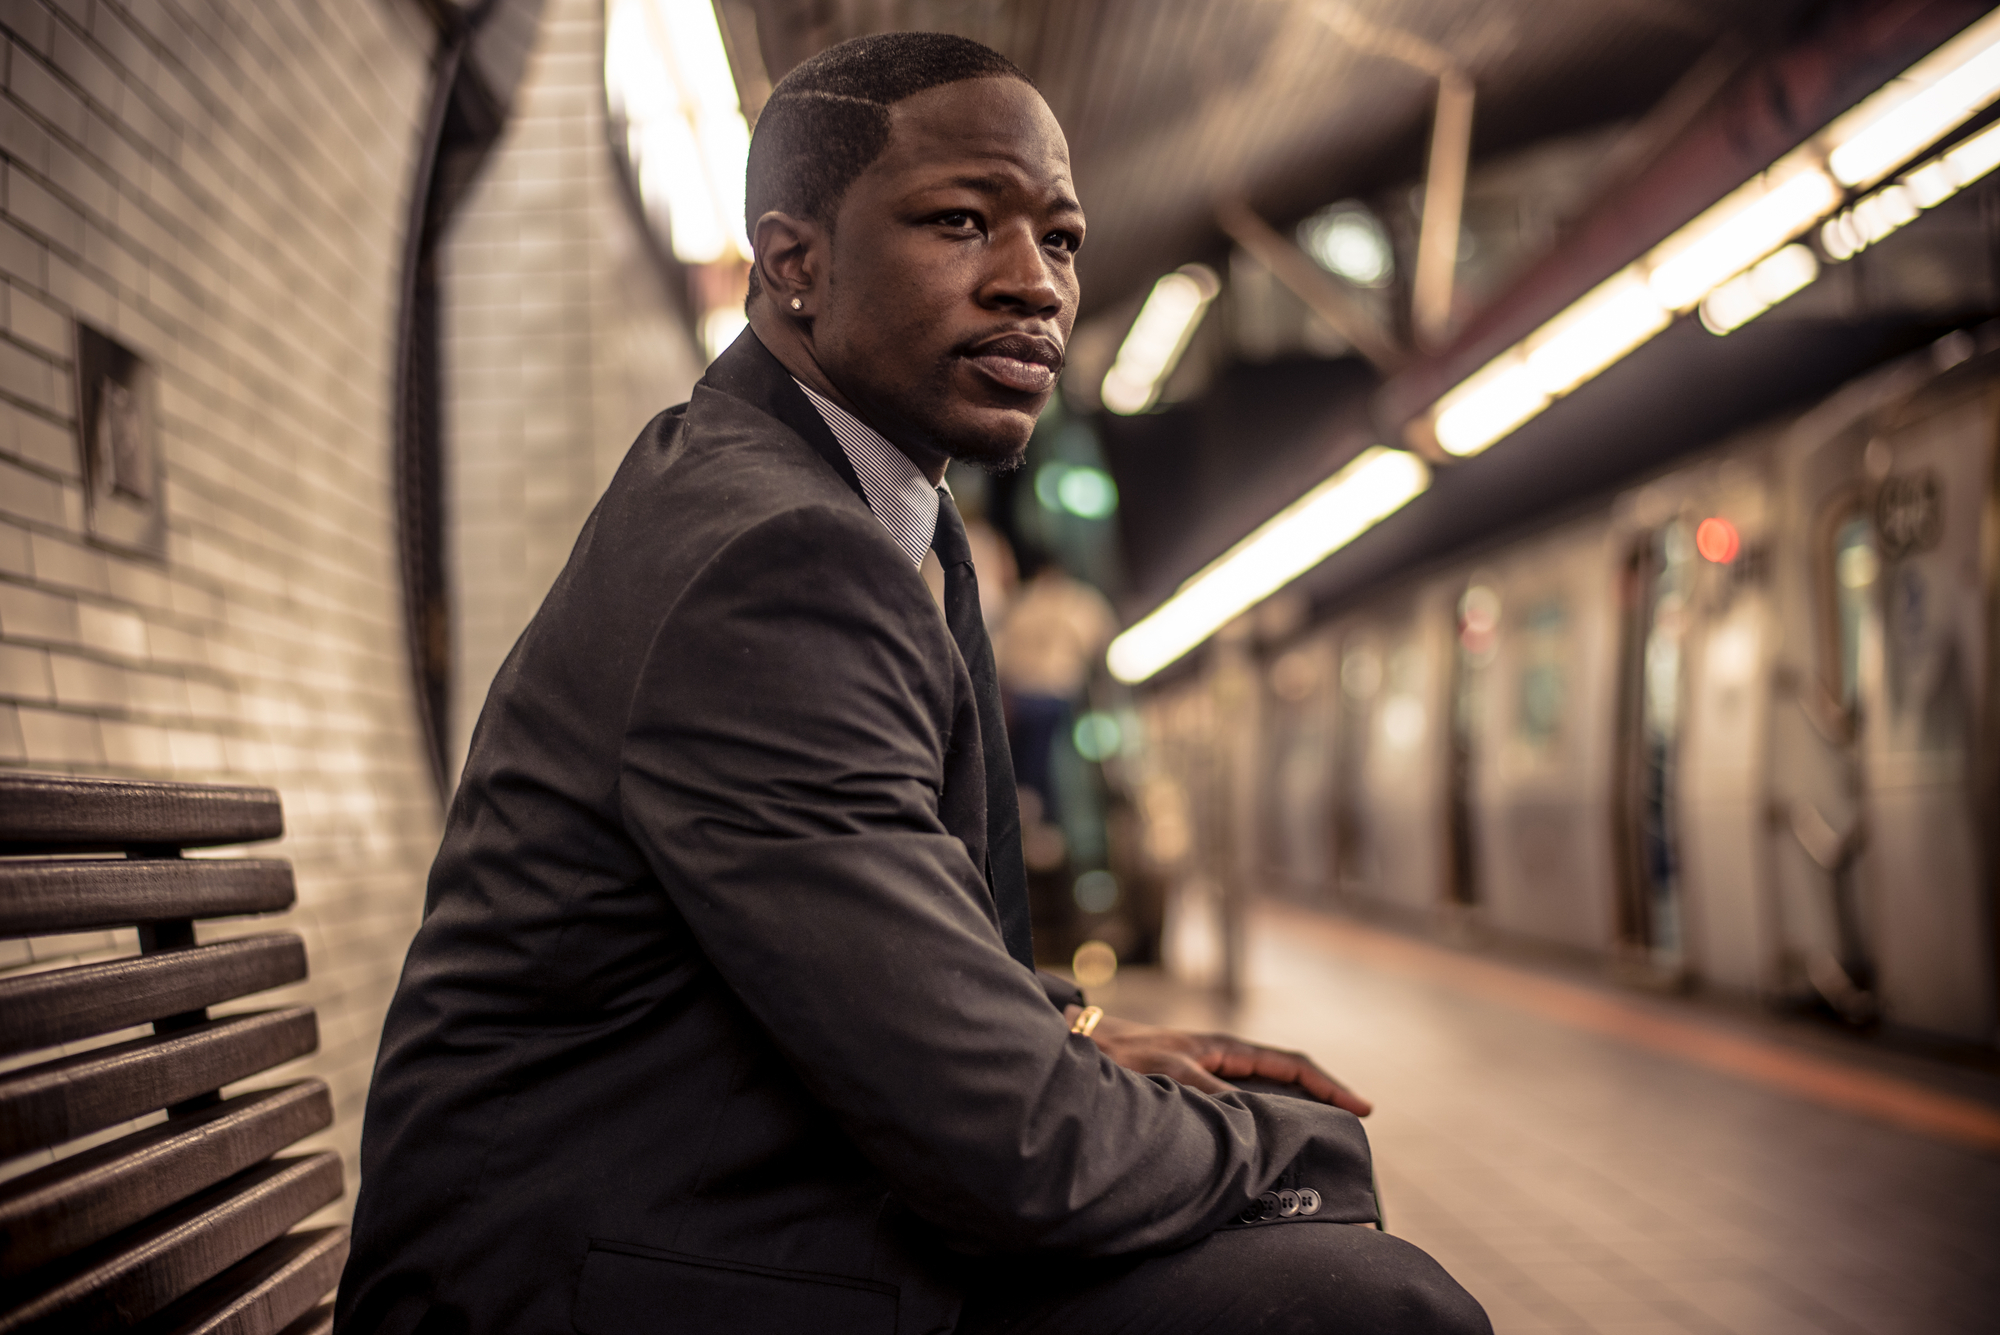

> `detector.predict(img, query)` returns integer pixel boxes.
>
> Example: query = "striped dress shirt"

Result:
[794,379,941,567]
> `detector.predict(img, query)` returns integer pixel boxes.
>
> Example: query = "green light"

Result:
[1057,467,1118,519]
[1073,711,1121,761]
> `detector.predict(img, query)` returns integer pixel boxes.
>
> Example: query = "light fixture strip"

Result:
[1417,10,2000,459]
[1102,266,1221,415]
[1106,447,1430,683]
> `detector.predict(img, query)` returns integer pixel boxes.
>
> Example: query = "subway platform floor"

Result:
[1099,900,2000,1335]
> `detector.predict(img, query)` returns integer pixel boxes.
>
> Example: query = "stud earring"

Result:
[790,297,804,312]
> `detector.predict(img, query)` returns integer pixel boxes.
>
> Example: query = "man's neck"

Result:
[747,309,950,486]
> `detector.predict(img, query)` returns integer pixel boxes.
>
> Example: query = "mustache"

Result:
[961,331,1066,372]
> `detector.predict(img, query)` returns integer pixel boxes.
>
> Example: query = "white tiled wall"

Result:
[443,0,703,767]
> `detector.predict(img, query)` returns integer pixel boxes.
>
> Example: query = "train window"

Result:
[1517,597,1569,748]
[1832,514,1879,709]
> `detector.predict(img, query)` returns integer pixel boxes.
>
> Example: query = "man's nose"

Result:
[979,225,1064,318]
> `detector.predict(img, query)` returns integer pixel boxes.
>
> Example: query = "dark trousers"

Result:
[953,1222,1491,1335]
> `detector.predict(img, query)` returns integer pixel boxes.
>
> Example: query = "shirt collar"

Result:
[793,379,941,568]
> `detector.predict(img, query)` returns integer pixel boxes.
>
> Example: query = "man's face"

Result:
[812,77,1083,469]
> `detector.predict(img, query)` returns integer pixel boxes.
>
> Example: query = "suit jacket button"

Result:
[1239,1204,1263,1224]
[1297,1188,1321,1215]
[1256,1191,1281,1221]
[1276,1189,1301,1216]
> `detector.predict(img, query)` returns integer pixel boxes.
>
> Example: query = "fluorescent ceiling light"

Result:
[1825,7,2000,188]
[1417,9,2000,460]
[1107,447,1429,683]
[1644,167,1839,311]
[1434,270,1669,455]
[1698,244,1819,334]
[1101,266,1220,414]
[605,0,751,265]
[1822,117,2000,261]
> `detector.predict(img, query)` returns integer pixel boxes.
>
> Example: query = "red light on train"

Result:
[1695,517,1740,564]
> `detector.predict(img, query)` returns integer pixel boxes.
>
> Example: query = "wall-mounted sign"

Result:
[73,322,163,558]
[1874,470,1942,559]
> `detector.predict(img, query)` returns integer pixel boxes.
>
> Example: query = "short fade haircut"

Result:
[744,32,1032,297]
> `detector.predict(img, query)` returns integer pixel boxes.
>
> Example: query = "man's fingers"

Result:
[1162,1054,1235,1096]
[1200,1040,1374,1116]
[1091,1018,1373,1113]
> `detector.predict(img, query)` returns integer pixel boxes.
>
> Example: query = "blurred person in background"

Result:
[997,548,1117,810]
[338,31,1486,1335]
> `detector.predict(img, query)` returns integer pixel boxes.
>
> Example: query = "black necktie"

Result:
[932,490,1035,970]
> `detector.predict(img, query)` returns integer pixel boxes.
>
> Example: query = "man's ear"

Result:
[753,211,823,313]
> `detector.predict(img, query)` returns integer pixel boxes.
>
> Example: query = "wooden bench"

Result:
[0,772,346,1335]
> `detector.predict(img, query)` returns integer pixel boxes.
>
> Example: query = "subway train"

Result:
[1130,330,1999,1046]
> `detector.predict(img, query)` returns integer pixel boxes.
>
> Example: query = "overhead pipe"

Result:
[1215,199,1405,375]
[1313,2,1472,348]
[1413,69,1475,348]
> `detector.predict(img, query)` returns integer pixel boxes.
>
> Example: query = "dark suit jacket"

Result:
[335,332,1378,1335]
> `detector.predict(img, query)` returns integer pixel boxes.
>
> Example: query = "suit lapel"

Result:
[700,328,868,506]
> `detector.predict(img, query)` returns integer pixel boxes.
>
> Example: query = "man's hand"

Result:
[1064,1006,1373,1116]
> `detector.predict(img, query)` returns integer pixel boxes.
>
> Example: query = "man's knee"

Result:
[1229,1223,1490,1335]
[1327,1227,1490,1335]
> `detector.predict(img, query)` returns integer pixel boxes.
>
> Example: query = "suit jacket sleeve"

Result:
[618,503,1375,1256]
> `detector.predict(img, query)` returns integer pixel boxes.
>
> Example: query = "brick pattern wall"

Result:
[443,0,702,764]
[0,0,436,1201]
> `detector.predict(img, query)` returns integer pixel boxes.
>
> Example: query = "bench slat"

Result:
[143,1227,346,1335]
[0,774,282,854]
[0,1081,332,1278]
[0,1152,342,1335]
[0,1009,319,1158]
[0,937,307,1058]
[0,861,295,939]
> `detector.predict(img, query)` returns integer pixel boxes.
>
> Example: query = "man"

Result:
[338,33,1488,1335]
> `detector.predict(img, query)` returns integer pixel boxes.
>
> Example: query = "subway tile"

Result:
[97,713,167,767]
[47,648,127,708]
[4,166,80,252]
[0,336,56,411]
[0,578,76,642]
[0,451,59,522]
[0,3,53,56]
[0,636,46,697]
[73,597,144,657]
[11,407,71,475]
[164,724,221,773]
[48,27,122,114]
[5,278,61,352]
[0,93,49,173]
[6,45,81,142]
[0,214,42,283]
[25,527,100,590]
[16,700,98,762]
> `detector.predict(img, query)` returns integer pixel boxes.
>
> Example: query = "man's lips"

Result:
[962,333,1065,396]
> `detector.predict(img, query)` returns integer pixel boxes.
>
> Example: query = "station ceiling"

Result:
[737,0,1821,315]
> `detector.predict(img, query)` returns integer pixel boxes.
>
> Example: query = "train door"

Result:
[1612,520,1695,975]
[1784,496,1880,1018]
[1775,349,1998,1041]
[1844,387,1996,1040]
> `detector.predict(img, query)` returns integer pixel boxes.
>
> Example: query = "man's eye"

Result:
[1045,231,1081,254]
[936,211,979,230]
